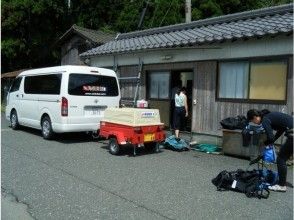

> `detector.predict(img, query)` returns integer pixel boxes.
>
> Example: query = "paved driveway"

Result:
[1,114,293,220]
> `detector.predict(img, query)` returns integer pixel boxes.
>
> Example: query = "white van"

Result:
[5,65,121,139]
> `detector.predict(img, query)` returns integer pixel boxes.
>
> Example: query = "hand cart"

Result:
[99,108,165,156]
[247,124,275,171]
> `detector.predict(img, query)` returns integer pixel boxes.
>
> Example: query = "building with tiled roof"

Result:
[81,4,293,57]
[57,24,116,65]
[83,5,293,146]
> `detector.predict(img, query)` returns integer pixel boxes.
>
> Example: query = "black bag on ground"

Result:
[220,115,247,130]
[211,169,269,199]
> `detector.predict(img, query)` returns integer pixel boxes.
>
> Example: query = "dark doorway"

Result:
[170,70,193,131]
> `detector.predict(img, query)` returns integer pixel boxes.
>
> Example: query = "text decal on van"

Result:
[83,86,107,96]
[83,86,106,92]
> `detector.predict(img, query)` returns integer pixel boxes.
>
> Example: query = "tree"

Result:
[1,0,68,72]
[1,0,291,72]
[114,0,185,32]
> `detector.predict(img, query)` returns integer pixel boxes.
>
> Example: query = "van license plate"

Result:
[144,133,155,142]
[85,108,103,116]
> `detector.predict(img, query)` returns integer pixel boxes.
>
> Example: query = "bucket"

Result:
[136,99,148,108]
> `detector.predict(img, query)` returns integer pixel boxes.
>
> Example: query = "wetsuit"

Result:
[262,112,293,186]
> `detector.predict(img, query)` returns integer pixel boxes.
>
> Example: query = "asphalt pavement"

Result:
[1,113,293,220]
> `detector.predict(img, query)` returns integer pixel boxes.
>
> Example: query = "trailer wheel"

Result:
[145,142,160,153]
[109,138,120,155]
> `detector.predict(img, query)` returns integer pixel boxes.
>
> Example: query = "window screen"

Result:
[24,74,61,94]
[68,74,119,96]
[148,71,170,99]
[249,61,287,100]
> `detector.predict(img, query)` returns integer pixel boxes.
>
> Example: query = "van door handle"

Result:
[21,94,24,98]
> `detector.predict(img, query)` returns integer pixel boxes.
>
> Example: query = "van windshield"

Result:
[68,74,119,96]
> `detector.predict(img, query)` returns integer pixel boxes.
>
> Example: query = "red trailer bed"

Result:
[99,108,165,156]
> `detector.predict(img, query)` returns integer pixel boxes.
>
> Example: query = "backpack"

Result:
[212,169,270,199]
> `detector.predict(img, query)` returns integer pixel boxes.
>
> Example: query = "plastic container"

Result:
[136,99,148,108]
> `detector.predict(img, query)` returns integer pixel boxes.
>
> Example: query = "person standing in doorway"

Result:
[174,87,188,139]
[247,109,293,192]
[170,80,182,128]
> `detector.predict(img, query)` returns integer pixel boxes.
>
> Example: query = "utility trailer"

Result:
[99,108,165,156]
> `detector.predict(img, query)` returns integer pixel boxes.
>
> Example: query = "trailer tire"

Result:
[109,138,120,155]
[145,142,160,153]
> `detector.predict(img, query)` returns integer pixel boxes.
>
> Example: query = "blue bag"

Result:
[164,135,189,151]
[260,169,279,187]
[263,145,277,163]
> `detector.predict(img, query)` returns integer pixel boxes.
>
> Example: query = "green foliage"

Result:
[114,0,143,32]
[1,0,68,72]
[1,0,291,72]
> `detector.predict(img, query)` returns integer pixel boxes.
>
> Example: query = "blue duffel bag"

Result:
[164,135,189,151]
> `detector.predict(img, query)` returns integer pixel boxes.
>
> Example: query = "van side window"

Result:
[68,74,119,96]
[24,74,62,94]
[10,77,22,92]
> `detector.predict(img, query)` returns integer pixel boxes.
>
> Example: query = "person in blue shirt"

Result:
[247,109,293,192]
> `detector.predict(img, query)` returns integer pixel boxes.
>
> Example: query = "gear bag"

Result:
[220,115,247,130]
[262,145,277,163]
[211,169,270,199]
[164,135,189,151]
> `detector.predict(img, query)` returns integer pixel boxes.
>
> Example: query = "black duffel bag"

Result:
[212,169,270,199]
[220,115,247,130]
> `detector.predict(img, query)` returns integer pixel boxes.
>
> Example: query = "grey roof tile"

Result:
[59,24,116,45]
[80,4,293,57]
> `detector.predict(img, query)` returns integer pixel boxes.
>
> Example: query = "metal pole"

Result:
[185,0,191,23]
[138,0,150,29]
[133,59,143,107]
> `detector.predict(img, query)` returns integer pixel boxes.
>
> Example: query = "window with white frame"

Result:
[148,71,170,99]
[218,59,287,102]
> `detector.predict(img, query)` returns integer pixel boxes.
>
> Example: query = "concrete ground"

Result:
[1,114,293,220]
[2,190,34,220]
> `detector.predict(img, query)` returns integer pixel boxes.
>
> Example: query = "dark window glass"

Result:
[24,74,62,94]
[148,71,170,99]
[68,74,119,96]
[10,77,23,92]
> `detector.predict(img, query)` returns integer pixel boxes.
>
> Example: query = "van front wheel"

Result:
[10,110,19,130]
[41,116,54,140]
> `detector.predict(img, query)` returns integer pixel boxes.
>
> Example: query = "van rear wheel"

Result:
[41,116,54,140]
[109,138,120,155]
[10,110,19,130]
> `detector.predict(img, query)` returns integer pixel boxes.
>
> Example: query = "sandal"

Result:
[268,184,287,192]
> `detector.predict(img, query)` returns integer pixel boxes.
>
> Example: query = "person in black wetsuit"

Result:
[247,109,293,192]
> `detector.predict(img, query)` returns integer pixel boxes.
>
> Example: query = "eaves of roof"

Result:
[80,3,293,58]
[57,24,116,45]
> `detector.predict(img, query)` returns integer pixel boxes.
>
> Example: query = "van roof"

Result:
[18,65,116,77]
